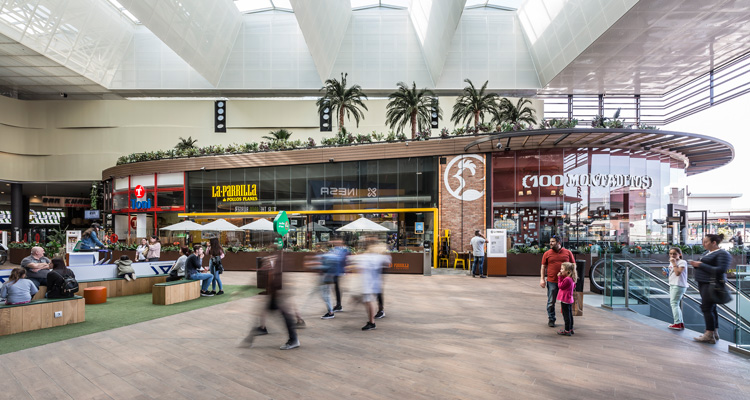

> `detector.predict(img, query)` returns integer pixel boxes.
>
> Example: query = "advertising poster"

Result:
[486,229,507,258]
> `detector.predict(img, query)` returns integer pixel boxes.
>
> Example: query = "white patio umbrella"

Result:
[307,222,332,232]
[240,219,274,231]
[159,220,204,231]
[200,218,243,231]
[336,217,390,232]
[379,221,398,231]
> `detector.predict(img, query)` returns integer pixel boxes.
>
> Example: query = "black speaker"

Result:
[430,98,439,129]
[215,100,226,132]
[320,102,332,131]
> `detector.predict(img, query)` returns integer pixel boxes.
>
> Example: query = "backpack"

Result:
[50,270,79,296]
[211,255,224,274]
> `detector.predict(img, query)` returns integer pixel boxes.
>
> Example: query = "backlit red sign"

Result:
[134,185,145,198]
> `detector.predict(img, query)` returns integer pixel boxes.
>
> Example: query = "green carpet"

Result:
[0,285,261,355]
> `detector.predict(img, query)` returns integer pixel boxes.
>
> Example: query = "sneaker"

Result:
[668,323,684,330]
[209,290,216,295]
[374,310,385,319]
[253,326,269,335]
[548,320,555,327]
[361,322,376,331]
[321,312,335,319]
[296,319,306,329]
[557,329,571,336]
[480,275,487,278]
[332,305,343,312]
[216,290,224,295]
[279,339,300,350]
[200,291,214,297]
[570,329,575,335]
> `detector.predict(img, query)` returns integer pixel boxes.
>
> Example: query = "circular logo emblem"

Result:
[444,154,485,202]
[134,185,145,198]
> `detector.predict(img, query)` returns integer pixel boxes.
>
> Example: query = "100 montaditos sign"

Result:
[522,173,653,189]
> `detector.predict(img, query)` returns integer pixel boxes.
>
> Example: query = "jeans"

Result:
[546,281,559,322]
[321,283,333,313]
[148,257,160,262]
[698,281,719,331]
[189,272,214,292]
[333,275,342,308]
[561,302,573,331]
[473,256,485,276]
[669,285,687,324]
[209,259,223,291]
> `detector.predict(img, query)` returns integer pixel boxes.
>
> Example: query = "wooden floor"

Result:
[1,271,749,400]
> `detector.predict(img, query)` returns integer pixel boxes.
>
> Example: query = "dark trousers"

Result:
[698,281,719,331]
[377,292,384,312]
[333,275,342,307]
[268,292,297,342]
[561,302,573,331]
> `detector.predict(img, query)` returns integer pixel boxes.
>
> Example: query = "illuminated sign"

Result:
[131,198,152,210]
[134,185,145,198]
[42,196,91,208]
[320,187,378,197]
[522,174,653,189]
[212,184,258,202]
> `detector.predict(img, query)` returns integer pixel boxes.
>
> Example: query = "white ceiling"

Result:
[0,0,746,99]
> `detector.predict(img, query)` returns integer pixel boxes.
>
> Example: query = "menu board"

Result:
[486,229,507,258]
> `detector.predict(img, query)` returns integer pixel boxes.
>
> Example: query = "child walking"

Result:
[556,262,577,336]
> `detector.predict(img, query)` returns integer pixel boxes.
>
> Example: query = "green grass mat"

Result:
[0,284,260,355]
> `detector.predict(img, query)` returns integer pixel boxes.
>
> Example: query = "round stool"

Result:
[83,286,107,304]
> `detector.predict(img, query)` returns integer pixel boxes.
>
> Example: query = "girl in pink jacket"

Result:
[556,262,577,336]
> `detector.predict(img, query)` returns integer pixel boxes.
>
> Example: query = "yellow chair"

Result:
[438,256,449,268]
[452,250,466,270]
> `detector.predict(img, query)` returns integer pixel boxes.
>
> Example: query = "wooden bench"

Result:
[152,280,201,305]
[0,296,85,336]
[75,274,168,298]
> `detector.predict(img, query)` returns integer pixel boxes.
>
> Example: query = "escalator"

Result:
[589,256,750,345]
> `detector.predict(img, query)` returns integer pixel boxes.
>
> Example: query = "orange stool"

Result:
[83,286,107,304]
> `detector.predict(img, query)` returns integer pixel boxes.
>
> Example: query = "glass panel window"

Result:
[157,191,184,209]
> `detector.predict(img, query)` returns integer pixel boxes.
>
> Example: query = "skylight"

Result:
[465,0,523,11]
[234,0,293,14]
[106,0,140,24]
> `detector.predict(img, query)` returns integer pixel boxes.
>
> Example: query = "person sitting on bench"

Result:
[46,258,76,299]
[1,267,38,305]
[185,245,214,297]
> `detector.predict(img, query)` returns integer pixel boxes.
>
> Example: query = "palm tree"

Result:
[490,97,537,127]
[174,136,197,151]
[450,79,498,131]
[262,129,293,142]
[316,72,369,133]
[385,82,441,139]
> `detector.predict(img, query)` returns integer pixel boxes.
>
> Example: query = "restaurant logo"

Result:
[444,154,485,202]
[522,173,653,189]
[212,184,258,202]
[320,187,378,197]
[134,185,145,198]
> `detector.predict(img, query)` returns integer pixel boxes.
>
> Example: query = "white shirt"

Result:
[668,259,688,287]
[470,236,486,257]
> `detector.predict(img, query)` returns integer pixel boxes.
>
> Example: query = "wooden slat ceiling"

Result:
[102,129,733,179]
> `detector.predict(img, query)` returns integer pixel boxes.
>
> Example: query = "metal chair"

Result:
[451,250,466,270]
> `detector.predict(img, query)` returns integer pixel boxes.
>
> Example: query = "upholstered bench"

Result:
[0,296,85,336]
[152,280,201,305]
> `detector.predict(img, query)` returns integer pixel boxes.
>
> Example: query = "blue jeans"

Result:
[321,283,333,313]
[670,285,687,324]
[546,281,559,322]
[189,272,214,292]
[209,259,223,291]
[473,256,484,276]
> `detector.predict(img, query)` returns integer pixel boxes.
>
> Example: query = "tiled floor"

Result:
[2,271,748,399]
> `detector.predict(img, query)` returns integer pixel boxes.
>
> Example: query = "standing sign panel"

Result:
[486,229,508,276]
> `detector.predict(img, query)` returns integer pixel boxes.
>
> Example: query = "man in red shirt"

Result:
[539,236,575,327]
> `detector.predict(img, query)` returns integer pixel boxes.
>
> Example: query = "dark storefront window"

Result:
[493,149,686,247]
[186,157,438,213]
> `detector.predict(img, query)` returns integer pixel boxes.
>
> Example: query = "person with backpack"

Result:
[114,255,137,281]
[206,238,225,295]
[46,258,78,299]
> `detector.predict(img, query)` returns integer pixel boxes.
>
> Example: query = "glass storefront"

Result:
[493,149,686,247]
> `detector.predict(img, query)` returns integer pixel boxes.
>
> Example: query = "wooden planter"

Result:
[9,248,31,265]
[507,253,544,276]
[223,251,274,271]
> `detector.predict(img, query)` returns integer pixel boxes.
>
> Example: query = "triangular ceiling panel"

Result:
[408,0,466,84]
[289,0,351,83]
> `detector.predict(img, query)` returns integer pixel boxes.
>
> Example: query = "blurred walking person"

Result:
[354,239,391,331]
[330,238,350,312]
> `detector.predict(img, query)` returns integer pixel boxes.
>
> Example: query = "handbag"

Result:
[211,255,224,274]
[709,277,732,304]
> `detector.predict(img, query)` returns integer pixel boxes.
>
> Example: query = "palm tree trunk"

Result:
[339,108,345,133]
[474,110,480,132]
[411,111,417,140]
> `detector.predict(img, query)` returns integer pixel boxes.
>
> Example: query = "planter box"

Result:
[223,251,274,271]
[507,253,544,276]
[388,252,423,274]
[9,248,31,265]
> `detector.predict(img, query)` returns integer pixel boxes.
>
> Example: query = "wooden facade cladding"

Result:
[102,129,734,179]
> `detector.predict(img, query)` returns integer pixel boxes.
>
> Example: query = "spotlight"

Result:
[200,166,206,171]
[505,147,511,151]
[215,100,226,132]
[60,93,67,98]
[320,103,332,131]
[329,158,334,163]
[653,218,665,225]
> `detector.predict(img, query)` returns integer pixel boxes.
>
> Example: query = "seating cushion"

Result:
[154,279,198,287]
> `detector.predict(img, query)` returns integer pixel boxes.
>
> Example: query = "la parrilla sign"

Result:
[522,173,653,189]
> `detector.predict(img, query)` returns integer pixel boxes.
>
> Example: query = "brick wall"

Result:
[440,154,487,255]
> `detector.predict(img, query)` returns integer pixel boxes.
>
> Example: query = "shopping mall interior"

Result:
[1,1,750,398]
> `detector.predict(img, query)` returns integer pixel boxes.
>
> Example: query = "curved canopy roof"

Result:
[464,128,734,176]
